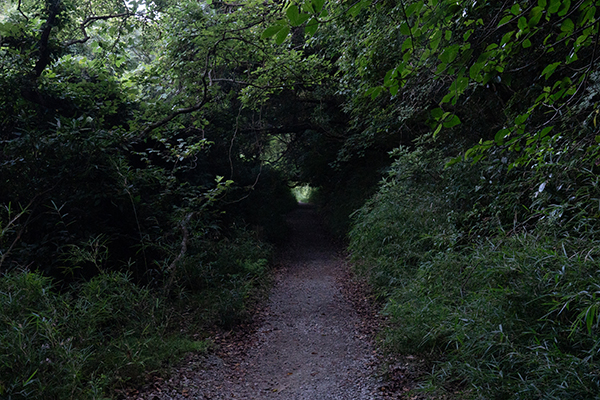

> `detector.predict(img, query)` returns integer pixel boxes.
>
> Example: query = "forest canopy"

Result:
[2,0,600,398]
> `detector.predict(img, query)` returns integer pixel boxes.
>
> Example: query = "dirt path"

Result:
[133,204,386,399]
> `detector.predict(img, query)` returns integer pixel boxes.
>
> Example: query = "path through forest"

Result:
[132,204,389,399]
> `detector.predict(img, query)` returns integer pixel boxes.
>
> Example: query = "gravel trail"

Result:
[132,204,385,399]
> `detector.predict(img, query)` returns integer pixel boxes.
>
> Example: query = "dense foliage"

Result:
[0,0,296,397]
[278,0,600,398]
[4,0,600,397]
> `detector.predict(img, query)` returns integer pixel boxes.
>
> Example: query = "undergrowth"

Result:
[0,226,274,399]
[349,146,600,399]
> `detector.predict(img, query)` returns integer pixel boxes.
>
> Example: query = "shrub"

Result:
[0,270,209,399]
[350,146,600,398]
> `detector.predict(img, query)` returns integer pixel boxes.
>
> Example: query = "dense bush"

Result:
[0,271,209,399]
[350,147,600,398]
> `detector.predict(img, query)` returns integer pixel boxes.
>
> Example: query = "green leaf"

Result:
[582,6,596,26]
[495,128,509,145]
[548,0,561,13]
[302,1,315,13]
[305,18,319,36]
[470,62,484,80]
[406,1,424,17]
[286,5,309,26]
[275,25,290,44]
[515,113,529,125]
[522,38,532,48]
[539,126,553,138]
[500,31,514,46]
[371,86,383,99]
[312,0,325,13]
[400,22,411,36]
[538,0,547,7]
[499,15,513,26]
[347,0,368,17]
[541,62,561,79]
[390,84,399,96]
[431,107,444,119]
[262,24,284,39]
[561,18,574,33]
[528,7,543,27]
[558,0,571,16]
[430,30,442,52]
[511,4,521,15]
[384,69,395,86]
[518,16,528,31]
[458,76,469,91]
[296,14,311,26]
[443,114,461,128]
[439,44,459,63]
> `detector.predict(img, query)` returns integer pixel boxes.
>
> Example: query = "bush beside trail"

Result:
[349,147,600,399]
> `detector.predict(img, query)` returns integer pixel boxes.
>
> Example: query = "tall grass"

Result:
[0,271,206,399]
[0,225,272,399]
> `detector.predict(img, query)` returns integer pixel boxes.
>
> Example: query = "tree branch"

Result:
[33,0,61,77]
[63,12,133,47]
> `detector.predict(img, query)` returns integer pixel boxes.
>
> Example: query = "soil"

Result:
[128,204,407,400]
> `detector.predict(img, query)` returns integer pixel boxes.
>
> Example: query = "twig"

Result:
[163,212,193,293]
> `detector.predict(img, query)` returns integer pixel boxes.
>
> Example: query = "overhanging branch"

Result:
[64,12,134,47]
